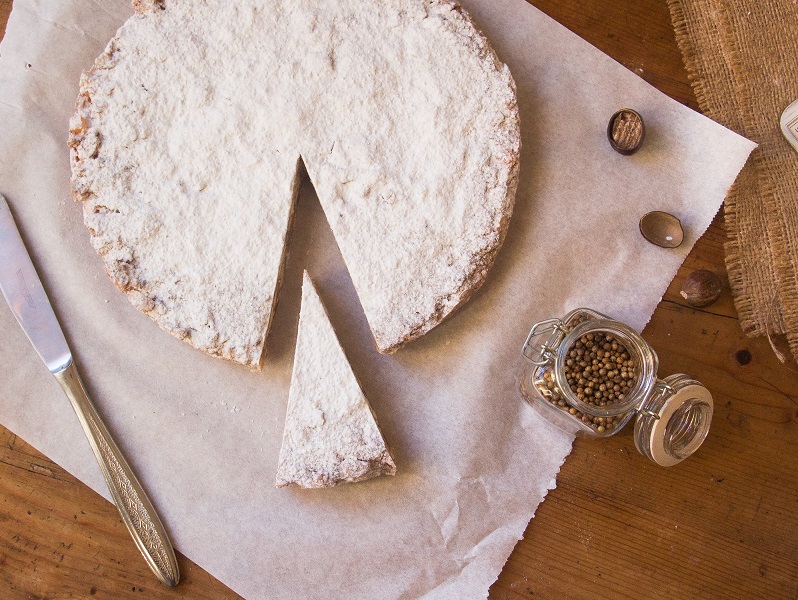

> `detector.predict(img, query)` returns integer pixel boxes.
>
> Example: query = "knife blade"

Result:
[0,194,180,587]
[0,197,71,374]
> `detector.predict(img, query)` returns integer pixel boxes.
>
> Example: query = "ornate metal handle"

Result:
[53,362,180,587]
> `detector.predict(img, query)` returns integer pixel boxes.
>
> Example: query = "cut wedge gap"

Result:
[254,155,304,369]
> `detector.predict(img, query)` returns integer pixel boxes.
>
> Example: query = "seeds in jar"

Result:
[532,331,638,433]
[563,333,636,407]
[535,369,627,432]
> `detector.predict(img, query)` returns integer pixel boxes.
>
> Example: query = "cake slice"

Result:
[276,272,396,488]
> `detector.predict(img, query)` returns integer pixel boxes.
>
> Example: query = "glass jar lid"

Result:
[634,374,714,466]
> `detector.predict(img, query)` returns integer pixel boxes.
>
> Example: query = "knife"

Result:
[0,194,180,587]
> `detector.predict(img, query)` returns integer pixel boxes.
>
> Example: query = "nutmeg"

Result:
[680,270,723,307]
[608,109,645,155]
[639,211,684,248]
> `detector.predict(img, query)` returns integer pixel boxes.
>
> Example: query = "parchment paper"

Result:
[0,1,755,598]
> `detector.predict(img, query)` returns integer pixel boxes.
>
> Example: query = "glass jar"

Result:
[520,308,713,466]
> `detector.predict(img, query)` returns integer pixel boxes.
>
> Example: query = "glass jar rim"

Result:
[552,318,659,417]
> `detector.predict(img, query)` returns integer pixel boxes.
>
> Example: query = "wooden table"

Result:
[2,1,797,598]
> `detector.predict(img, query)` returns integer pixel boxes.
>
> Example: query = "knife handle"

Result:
[53,362,180,587]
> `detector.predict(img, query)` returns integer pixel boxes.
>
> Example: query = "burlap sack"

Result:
[668,0,798,359]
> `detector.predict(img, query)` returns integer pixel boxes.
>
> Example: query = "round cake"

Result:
[69,0,521,367]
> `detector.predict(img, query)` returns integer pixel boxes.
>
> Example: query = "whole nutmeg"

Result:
[639,211,684,248]
[680,270,723,307]
[608,109,645,155]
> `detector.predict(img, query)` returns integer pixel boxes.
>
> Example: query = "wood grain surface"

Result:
[2,1,797,598]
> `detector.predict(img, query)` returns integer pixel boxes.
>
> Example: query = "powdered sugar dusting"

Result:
[275,272,396,488]
[69,0,520,366]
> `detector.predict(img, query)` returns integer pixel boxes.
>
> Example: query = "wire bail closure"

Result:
[522,318,567,365]
[636,380,676,420]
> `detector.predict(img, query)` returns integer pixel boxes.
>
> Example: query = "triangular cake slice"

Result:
[276,272,396,488]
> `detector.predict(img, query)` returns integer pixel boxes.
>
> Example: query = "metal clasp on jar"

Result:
[522,318,569,365]
[636,379,677,420]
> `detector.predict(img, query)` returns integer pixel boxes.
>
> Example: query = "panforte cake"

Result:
[69,0,520,366]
